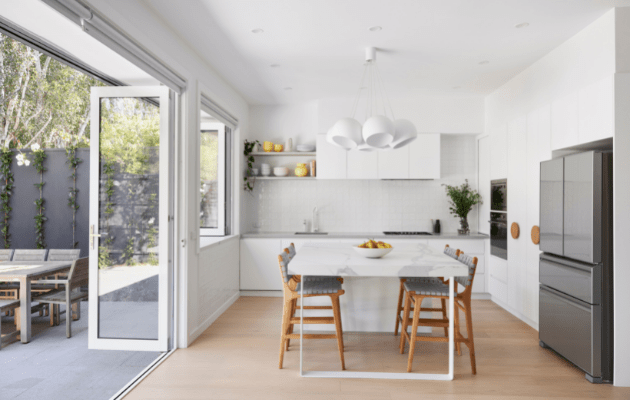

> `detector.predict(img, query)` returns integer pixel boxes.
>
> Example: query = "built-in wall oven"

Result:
[490,179,507,260]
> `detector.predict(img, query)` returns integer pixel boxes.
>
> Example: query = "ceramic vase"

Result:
[295,163,308,177]
[263,141,274,152]
[285,138,293,152]
[274,144,284,152]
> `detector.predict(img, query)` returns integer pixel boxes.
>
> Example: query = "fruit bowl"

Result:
[352,246,393,259]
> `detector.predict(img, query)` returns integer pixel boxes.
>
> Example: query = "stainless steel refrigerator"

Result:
[539,151,613,383]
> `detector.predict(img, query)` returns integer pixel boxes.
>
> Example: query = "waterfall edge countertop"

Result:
[241,231,489,239]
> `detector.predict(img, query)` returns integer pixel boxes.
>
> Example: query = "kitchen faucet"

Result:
[312,206,319,233]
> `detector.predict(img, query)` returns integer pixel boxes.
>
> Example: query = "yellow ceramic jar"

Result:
[295,163,308,177]
[263,141,274,152]
[274,144,284,152]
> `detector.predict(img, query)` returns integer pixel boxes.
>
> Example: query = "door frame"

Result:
[88,85,173,352]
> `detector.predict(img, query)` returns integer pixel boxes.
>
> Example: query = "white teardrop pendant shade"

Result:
[362,115,394,148]
[391,119,418,149]
[330,118,362,149]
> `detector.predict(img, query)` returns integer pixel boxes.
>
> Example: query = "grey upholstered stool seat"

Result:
[296,277,343,295]
[403,279,450,296]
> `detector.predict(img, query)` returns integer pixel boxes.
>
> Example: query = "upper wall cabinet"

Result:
[409,134,441,179]
[551,75,614,151]
[578,76,614,145]
[317,133,441,180]
[316,134,347,179]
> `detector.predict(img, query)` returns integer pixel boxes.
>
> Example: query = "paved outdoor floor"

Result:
[1,300,161,400]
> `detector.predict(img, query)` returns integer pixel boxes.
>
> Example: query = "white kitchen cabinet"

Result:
[551,90,579,150]
[477,136,490,234]
[378,146,409,179]
[240,239,283,290]
[490,123,508,180]
[507,115,528,314]
[316,134,347,179]
[347,150,378,179]
[578,76,614,144]
[409,134,440,179]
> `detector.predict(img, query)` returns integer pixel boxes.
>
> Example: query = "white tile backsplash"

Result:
[243,135,480,233]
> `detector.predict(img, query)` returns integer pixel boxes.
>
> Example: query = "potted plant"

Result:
[243,139,260,193]
[442,179,482,235]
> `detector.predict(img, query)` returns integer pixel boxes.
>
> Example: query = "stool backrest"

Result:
[277,250,293,284]
[0,249,14,262]
[13,249,48,262]
[286,243,297,260]
[455,253,479,289]
[443,245,460,260]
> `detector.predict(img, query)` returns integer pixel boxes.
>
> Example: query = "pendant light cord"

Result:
[375,62,395,120]
[351,63,369,119]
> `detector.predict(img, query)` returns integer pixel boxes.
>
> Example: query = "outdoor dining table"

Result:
[288,241,468,380]
[0,261,73,343]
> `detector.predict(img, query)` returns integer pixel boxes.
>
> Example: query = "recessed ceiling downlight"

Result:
[270,64,280,68]
[515,22,530,28]
[369,26,382,32]
[251,28,264,33]
[478,60,489,65]
[284,87,292,91]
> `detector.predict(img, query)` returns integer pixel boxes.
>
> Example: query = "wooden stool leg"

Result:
[400,292,412,353]
[465,303,477,374]
[440,298,448,337]
[331,295,345,370]
[395,280,405,336]
[454,301,461,356]
[406,295,423,373]
[286,298,296,351]
[278,297,292,369]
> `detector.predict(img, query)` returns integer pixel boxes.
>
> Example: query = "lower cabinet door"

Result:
[539,286,600,378]
[240,239,283,290]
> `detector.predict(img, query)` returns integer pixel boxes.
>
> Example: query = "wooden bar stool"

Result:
[394,245,460,336]
[278,244,346,370]
[399,253,479,374]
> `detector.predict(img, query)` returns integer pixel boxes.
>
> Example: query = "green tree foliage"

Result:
[0,33,104,149]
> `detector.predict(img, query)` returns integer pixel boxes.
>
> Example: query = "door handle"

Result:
[90,225,102,249]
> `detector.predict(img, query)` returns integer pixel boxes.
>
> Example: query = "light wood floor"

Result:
[126,297,629,399]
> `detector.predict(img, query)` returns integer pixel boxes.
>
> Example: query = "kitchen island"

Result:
[240,232,489,332]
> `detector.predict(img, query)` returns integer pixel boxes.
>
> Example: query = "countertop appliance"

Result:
[490,179,508,259]
[383,231,433,235]
[538,151,613,383]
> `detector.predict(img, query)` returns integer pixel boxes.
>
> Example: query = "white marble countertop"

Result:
[288,242,468,278]
[241,231,489,240]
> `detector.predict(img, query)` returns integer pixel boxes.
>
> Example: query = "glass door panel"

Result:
[89,86,171,352]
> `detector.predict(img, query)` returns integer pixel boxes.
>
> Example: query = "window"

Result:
[199,108,227,236]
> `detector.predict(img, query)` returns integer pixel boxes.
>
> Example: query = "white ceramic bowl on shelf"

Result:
[296,144,315,152]
[273,167,289,177]
[352,246,393,259]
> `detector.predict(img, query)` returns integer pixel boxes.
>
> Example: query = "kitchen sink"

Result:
[294,232,328,235]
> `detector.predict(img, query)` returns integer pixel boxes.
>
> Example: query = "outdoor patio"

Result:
[1,300,160,400]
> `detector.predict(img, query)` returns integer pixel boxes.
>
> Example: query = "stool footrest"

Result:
[286,333,337,340]
[290,317,334,324]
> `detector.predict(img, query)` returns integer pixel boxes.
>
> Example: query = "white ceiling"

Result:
[145,0,630,106]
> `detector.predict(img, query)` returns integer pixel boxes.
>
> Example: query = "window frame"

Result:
[199,121,226,237]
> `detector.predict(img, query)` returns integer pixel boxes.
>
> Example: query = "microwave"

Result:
[491,179,507,212]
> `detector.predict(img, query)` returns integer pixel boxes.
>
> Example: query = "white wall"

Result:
[87,0,248,347]
[243,135,478,234]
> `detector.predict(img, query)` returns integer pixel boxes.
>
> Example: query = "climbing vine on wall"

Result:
[66,145,82,249]
[32,145,47,249]
[99,158,116,268]
[0,149,14,248]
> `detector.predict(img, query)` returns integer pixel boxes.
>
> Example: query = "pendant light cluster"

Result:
[327,47,417,151]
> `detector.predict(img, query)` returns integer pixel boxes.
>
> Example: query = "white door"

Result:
[88,86,173,352]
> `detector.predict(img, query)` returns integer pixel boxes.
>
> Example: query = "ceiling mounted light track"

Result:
[328,47,417,151]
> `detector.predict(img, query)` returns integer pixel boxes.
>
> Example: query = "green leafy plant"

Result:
[66,145,82,249]
[243,139,260,192]
[442,179,482,231]
[99,157,116,268]
[32,145,47,248]
[0,148,14,248]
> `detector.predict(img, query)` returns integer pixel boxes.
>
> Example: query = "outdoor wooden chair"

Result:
[0,250,17,313]
[394,244,460,336]
[46,249,81,262]
[399,253,479,374]
[30,257,88,338]
[0,299,20,349]
[278,244,346,370]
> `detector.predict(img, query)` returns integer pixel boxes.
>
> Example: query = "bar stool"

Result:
[399,253,479,374]
[394,245,460,336]
[278,244,346,370]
